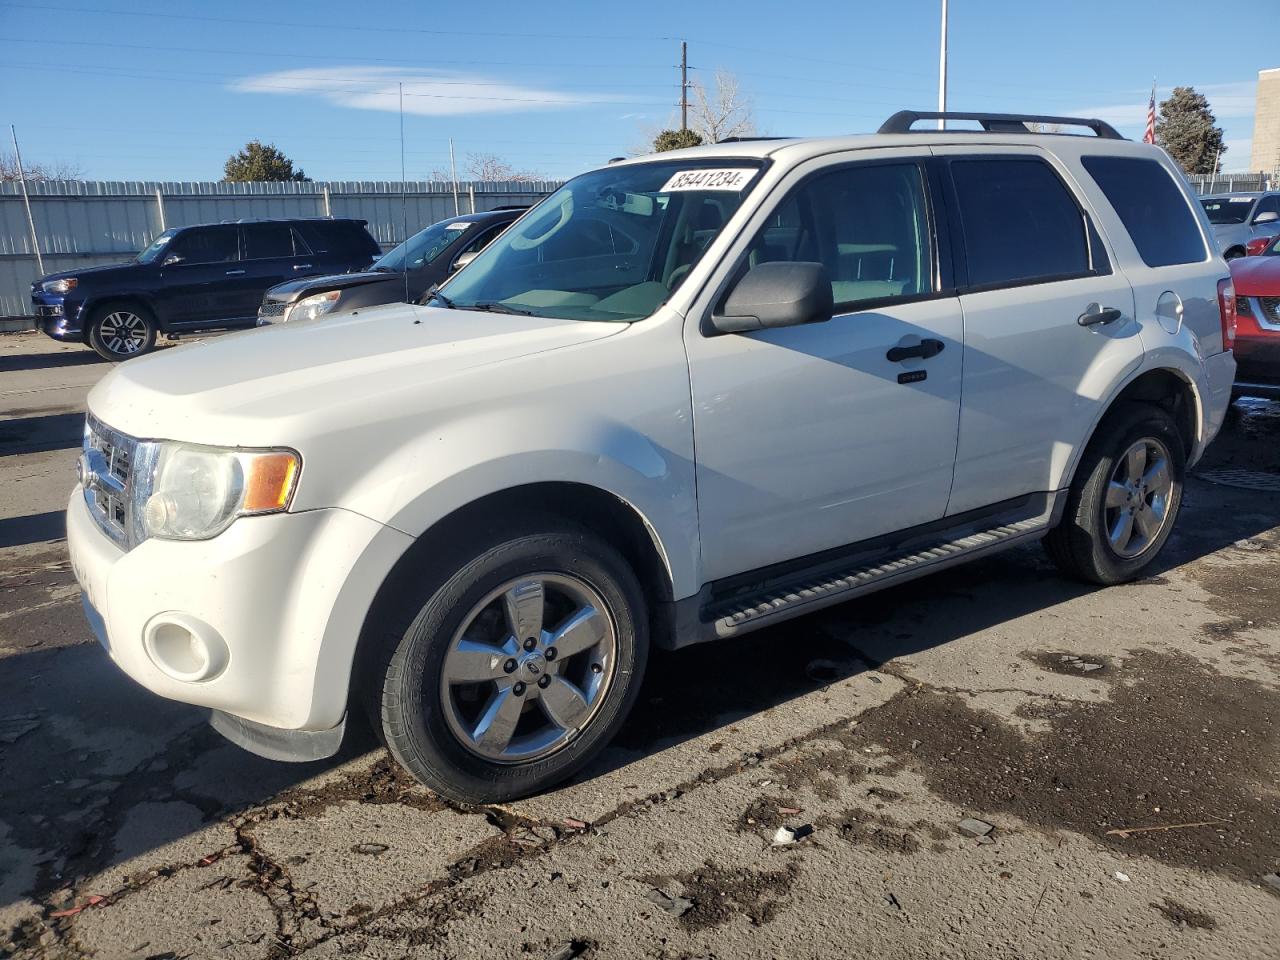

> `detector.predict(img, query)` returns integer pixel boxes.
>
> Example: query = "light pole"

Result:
[937,0,948,129]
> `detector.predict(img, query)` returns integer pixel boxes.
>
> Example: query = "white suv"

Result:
[68,112,1238,802]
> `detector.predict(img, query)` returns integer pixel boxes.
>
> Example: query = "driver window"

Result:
[166,226,240,264]
[748,162,932,309]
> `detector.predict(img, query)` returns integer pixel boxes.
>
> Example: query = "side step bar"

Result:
[710,515,1051,639]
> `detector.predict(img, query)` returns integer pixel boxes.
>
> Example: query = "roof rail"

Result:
[878,111,1124,140]
[717,135,792,143]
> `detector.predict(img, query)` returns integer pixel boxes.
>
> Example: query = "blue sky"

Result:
[0,0,1270,182]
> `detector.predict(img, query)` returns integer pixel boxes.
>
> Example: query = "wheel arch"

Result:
[1061,366,1201,491]
[82,294,161,328]
[350,481,677,695]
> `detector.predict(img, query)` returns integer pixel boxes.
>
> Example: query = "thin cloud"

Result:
[1070,81,1257,130]
[233,66,632,116]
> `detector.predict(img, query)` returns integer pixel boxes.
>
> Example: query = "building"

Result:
[1250,67,1280,174]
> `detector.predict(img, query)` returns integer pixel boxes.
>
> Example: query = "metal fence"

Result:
[0,179,560,318]
[1187,172,1274,195]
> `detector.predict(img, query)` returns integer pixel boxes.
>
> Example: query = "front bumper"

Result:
[67,487,414,742]
[31,293,86,341]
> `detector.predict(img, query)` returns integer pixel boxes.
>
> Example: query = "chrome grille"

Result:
[82,416,137,546]
[1260,297,1280,325]
[257,300,290,323]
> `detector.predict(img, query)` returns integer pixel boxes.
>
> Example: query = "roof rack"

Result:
[717,135,792,144]
[878,111,1124,140]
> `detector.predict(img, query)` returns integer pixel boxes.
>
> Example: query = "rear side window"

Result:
[1082,156,1207,267]
[307,220,381,257]
[949,157,1090,288]
[244,223,303,260]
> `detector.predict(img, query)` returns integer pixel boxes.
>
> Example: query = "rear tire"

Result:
[1044,403,1185,585]
[88,303,157,362]
[372,521,648,804]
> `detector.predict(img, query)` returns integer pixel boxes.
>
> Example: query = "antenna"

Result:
[399,82,409,306]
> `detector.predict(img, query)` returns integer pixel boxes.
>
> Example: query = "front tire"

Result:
[374,523,649,804]
[88,303,157,361]
[1044,403,1185,585]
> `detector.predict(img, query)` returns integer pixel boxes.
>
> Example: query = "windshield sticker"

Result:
[660,168,755,192]
[445,222,471,230]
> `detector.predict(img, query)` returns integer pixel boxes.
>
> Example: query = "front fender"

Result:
[338,406,699,600]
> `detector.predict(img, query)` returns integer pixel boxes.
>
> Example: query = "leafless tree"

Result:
[690,69,756,144]
[1023,122,1063,134]
[431,152,543,183]
[0,152,85,182]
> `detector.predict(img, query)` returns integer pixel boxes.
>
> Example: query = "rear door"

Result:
[157,225,246,326]
[241,223,313,316]
[931,147,1141,514]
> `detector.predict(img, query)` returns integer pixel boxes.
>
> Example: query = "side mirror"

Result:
[1254,211,1279,225]
[452,250,479,272]
[710,261,834,334]
[162,253,184,266]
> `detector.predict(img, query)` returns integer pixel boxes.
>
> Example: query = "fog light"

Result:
[143,613,229,682]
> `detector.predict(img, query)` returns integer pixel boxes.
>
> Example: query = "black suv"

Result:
[257,207,525,326]
[32,218,382,361]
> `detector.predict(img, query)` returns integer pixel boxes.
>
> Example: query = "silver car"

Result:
[1200,191,1280,258]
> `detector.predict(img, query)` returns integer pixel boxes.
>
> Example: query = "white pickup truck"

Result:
[69,112,1237,802]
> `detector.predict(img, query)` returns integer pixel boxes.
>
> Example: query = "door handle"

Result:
[293,263,313,270]
[1077,305,1123,326]
[225,269,246,276]
[886,338,945,363]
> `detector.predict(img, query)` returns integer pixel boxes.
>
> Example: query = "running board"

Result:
[710,515,1051,639]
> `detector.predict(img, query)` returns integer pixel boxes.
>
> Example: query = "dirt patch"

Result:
[1186,540,1280,641]
[639,861,800,930]
[1150,897,1217,931]
[365,890,488,949]
[849,650,1280,884]
[814,805,946,855]
[272,756,450,819]
[735,796,802,838]
[1027,652,1112,677]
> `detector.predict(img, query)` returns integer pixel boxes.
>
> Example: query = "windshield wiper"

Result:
[427,286,457,309]
[466,301,537,316]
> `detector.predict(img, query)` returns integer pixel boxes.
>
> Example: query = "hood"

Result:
[265,271,397,301]
[37,261,140,286]
[1228,255,1280,295]
[87,302,626,445]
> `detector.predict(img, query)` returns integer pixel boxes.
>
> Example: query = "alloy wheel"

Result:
[98,311,148,356]
[439,573,618,764]
[1104,437,1175,559]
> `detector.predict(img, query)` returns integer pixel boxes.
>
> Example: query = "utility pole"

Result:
[448,137,460,216]
[680,40,689,132]
[937,0,948,130]
[10,125,44,276]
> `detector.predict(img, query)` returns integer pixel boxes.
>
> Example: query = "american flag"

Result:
[1144,83,1157,144]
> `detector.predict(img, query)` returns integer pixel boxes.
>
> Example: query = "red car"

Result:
[1228,241,1280,399]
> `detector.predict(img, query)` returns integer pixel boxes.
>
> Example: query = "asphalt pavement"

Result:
[1,331,1277,960]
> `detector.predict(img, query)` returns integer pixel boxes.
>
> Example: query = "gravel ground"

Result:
[1,331,1277,959]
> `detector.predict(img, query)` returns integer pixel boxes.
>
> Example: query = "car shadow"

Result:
[0,350,104,374]
[0,511,65,549]
[0,413,84,456]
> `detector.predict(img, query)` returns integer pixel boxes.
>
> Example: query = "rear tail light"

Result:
[1217,277,1238,351]
[1246,235,1275,256]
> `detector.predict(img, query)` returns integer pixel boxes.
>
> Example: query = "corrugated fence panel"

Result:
[0,179,557,317]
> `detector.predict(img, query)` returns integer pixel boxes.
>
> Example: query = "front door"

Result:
[685,155,964,582]
[158,225,248,326]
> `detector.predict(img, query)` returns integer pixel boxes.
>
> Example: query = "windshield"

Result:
[1200,197,1257,225]
[375,218,472,272]
[439,159,764,322]
[136,228,178,263]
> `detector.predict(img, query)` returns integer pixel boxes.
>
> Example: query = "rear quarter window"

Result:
[1081,156,1207,267]
[303,221,381,258]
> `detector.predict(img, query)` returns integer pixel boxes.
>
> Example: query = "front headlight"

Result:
[286,290,341,323]
[129,442,299,544]
[42,278,78,294]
